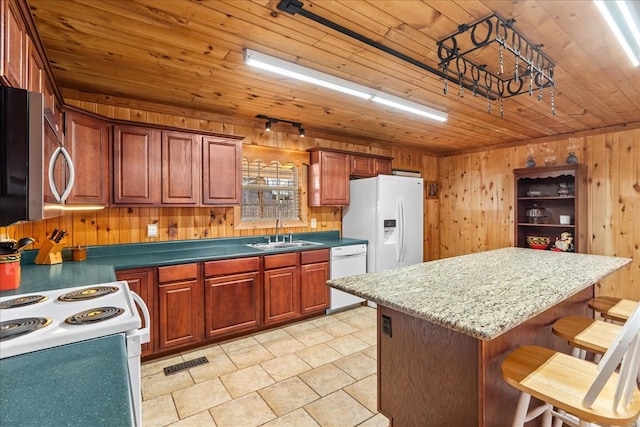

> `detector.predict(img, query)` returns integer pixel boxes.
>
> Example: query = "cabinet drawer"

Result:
[158,263,198,283]
[204,257,260,277]
[300,249,330,264]
[264,252,299,269]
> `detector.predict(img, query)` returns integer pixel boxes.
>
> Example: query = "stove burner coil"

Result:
[58,286,119,302]
[65,307,124,325]
[0,295,49,309]
[0,317,52,341]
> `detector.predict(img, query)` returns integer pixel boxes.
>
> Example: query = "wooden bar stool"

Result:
[501,304,640,427]
[552,315,621,360]
[589,296,638,323]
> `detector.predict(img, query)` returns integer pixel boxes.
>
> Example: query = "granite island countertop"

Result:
[327,247,631,340]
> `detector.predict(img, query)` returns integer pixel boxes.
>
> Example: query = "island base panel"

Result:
[378,305,479,426]
[377,287,591,427]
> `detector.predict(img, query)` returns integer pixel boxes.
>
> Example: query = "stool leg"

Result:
[512,392,531,427]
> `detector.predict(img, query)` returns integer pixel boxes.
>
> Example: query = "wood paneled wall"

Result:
[439,129,640,300]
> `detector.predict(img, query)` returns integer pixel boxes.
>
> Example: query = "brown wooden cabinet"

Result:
[202,136,242,205]
[112,125,161,205]
[308,148,393,206]
[350,154,392,178]
[119,248,333,359]
[26,38,43,92]
[162,131,200,205]
[65,109,110,206]
[116,268,155,358]
[1,0,26,88]
[264,252,300,325]
[308,148,350,206]
[300,249,330,314]
[514,164,587,253]
[204,257,262,338]
[113,126,242,207]
[350,154,374,177]
[157,263,201,350]
[374,157,392,175]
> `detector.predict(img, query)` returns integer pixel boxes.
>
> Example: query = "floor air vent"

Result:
[163,356,209,375]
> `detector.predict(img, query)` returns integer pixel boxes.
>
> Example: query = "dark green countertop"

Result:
[3,231,366,296]
[0,334,134,427]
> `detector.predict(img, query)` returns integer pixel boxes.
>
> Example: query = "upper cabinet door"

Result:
[65,110,110,206]
[1,0,26,88]
[112,125,161,205]
[202,136,242,205]
[308,149,350,206]
[161,131,200,205]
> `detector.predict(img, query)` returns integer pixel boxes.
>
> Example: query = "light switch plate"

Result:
[147,223,158,238]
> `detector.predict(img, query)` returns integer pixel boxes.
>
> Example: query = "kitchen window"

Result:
[242,159,299,220]
[234,145,309,230]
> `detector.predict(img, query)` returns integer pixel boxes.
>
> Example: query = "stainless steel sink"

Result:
[246,240,322,250]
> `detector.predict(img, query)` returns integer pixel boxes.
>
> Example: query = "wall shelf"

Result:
[514,164,587,252]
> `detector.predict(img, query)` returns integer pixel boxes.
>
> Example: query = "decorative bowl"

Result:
[527,190,543,197]
[527,236,551,250]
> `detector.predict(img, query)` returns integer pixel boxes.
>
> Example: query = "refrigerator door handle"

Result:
[398,197,405,262]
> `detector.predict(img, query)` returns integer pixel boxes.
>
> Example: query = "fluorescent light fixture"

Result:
[594,1,640,66]
[372,95,447,122]
[243,48,447,122]
[244,49,371,99]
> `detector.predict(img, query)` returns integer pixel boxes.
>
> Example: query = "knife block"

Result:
[34,238,66,265]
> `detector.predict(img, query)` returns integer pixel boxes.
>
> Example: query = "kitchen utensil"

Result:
[16,237,34,252]
[55,230,66,243]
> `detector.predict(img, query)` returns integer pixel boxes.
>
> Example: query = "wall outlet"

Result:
[310,218,317,228]
[147,223,158,238]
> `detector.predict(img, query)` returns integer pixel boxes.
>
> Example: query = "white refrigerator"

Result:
[342,175,424,273]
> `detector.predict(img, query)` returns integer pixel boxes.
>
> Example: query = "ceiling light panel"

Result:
[595,1,640,66]
[243,49,447,122]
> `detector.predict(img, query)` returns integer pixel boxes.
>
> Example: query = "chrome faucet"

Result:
[275,218,282,242]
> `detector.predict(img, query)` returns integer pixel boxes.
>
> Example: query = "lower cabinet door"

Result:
[205,271,261,338]
[157,280,200,349]
[300,262,330,314]
[264,266,300,325]
[115,268,154,357]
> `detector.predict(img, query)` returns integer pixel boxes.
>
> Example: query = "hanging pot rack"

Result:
[436,13,557,117]
[276,1,557,117]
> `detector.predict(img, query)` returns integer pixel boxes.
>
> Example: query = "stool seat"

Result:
[502,345,640,426]
[552,315,621,355]
[588,296,637,323]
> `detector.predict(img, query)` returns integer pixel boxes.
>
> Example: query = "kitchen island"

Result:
[327,247,631,427]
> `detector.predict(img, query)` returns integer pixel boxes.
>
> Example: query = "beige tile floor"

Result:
[141,306,389,427]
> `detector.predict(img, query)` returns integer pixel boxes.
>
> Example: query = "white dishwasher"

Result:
[327,244,367,313]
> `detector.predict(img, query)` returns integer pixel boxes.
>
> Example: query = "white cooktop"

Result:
[0,281,141,359]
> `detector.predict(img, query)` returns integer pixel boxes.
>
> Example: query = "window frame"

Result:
[234,145,309,231]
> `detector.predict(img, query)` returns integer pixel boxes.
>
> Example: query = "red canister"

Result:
[0,254,21,290]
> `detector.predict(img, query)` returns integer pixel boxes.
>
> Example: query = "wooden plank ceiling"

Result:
[27,0,640,154]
